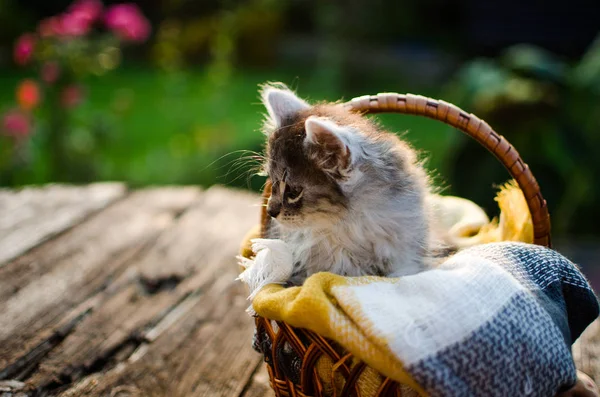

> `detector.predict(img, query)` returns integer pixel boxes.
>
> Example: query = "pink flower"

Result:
[38,1,101,39]
[14,33,36,65]
[2,109,31,139]
[60,85,85,108]
[16,79,41,110]
[59,12,91,37]
[41,62,61,84]
[69,0,103,24]
[104,4,150,42]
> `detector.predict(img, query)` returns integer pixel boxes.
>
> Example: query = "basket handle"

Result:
[343,93,551,247]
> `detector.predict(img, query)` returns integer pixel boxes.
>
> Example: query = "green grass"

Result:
[1,65,459,191]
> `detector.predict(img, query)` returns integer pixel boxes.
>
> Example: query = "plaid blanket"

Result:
[244,242,599,396]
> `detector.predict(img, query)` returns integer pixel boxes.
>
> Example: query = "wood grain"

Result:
[0,183,127,266]
[0,186,263,397]
[50,187,263,397]
[0,187,201,374]
[241,363,275,397]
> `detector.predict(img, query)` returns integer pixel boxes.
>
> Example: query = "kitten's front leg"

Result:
[237,238,294,299]
[237,238,294,351]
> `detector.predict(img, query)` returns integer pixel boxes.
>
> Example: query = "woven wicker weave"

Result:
[255,93,552,397]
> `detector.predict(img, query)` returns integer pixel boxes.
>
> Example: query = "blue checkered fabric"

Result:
[406,243,599,397]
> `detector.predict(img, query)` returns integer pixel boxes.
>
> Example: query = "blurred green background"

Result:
[1,0,599,245]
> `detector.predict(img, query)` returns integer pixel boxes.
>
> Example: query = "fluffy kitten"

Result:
[260,83,434,285]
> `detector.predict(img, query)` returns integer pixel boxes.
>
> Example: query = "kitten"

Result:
[260,83,435,285]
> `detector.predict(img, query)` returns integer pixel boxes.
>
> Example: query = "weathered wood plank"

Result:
[240,361,275,397]
[169,297,264,397]
[0,183,127,266]
[55,276,250,397]
[0,187,201,375]
[25,187,262,396]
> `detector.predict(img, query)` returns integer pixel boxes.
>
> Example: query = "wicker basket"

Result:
[254,93,552,397]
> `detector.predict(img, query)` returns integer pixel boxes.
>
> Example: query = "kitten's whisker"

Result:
[199,149,264,174]
[219,155,264,181]
[259,180,268,191]
[220,164,255,182]
[223,171,252,185]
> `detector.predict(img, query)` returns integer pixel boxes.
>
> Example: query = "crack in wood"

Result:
[136,275,184,295]
[0,310,93,382]
[0,264,196,395]
[21,283,215,396]
[65,336,143,387]
[24,331,147,396]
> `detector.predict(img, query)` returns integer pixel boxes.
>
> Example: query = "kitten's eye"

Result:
[286,187,303,204]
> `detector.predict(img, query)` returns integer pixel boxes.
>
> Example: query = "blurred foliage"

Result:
[443,36,600,236]
[0,0,150,184]
[1,0,599,239]
[0,66,453,193]
[152,0,284,72]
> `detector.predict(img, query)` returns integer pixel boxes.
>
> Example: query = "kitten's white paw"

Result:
[236,238,294,314]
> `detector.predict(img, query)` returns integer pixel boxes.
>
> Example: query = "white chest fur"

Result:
[278,196,429,282]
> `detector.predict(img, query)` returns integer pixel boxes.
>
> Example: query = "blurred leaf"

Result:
[500,44,567,83]
[571,34,600,95]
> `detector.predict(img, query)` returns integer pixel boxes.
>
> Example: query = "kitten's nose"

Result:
[267,203,281,218]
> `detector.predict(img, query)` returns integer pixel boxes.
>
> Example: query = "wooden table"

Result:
[0,183,597,397]
[0,183,272,397]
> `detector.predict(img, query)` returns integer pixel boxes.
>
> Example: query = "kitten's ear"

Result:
[304,116,351,176]
[261,84,309,128]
